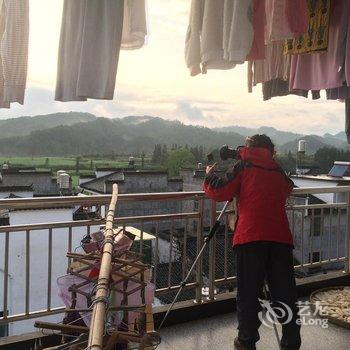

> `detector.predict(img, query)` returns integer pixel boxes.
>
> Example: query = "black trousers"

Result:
[234,241,301,350]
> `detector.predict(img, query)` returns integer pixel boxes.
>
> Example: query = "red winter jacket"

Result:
[203,147,294,247]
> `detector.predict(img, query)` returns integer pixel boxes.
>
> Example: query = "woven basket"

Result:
[309,286,350,329]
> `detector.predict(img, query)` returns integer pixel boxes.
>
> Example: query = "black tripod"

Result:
[263,282,282,349]
[158,200,231,329]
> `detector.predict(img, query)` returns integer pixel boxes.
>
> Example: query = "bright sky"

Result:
[0,0,345,135]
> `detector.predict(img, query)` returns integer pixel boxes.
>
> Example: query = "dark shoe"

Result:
[234,337,256,350]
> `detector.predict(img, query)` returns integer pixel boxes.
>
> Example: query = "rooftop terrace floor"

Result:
[158,311,350,350]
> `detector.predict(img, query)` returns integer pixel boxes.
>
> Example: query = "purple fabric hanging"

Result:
[326,86,350,100]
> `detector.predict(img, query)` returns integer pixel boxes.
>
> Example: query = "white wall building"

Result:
[291,169,350,274]
[0,208,99,336]
[0,186,34,199]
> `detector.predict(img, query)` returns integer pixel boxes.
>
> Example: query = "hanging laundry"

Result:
[246,0,266,61]
[223,0,254,63]
[185,0,234,76]
[289,0,350,91]
[284,0,309,38]
[284,0,331,55]
[248,41,290,91]
[55,0,147,102]
[122,0,148,50]
[0,0,29,108]
[263,79,300,100]
[326,86,350,100]
[55,0,124,102]
[262,79,320,101]
[247,1,308,97]
[325,4,350,100]
[248,41,319,100]
[185,0,254,76]
[265,0,308,43]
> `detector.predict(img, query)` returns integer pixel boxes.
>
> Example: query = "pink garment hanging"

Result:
[249,41,290,88]
[289,0,350,91]
[265,0,308,42]
[246,0,266,61]
[285,0,308,37]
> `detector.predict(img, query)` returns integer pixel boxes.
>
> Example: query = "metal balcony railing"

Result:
[0,186,349,333]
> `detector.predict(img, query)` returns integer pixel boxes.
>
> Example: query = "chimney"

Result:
[128,157,135,168]
[59,173,70,189]
[298,140,306,154]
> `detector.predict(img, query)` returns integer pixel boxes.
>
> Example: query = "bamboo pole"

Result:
[87,184,119,349]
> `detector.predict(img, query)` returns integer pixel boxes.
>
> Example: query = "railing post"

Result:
[208,200,216,301]
[346,192,350,273]
[25,230,30,315]
[3,232,9,321]
[47,228,53,311]
[195,198,204,303]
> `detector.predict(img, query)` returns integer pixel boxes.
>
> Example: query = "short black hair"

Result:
[247,134,275,154]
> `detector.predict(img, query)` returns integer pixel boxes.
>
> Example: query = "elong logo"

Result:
[258,299,329,329]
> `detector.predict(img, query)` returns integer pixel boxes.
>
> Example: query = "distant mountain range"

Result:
[0,113,348,156]
[213,125,347,146]
[0,112,96,139]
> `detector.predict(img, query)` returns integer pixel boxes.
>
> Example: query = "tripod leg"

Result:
[158,241,208,329]
[263,282,282,350]
[158,201,231,330]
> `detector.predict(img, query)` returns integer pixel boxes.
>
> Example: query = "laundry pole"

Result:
[88,184,118,349]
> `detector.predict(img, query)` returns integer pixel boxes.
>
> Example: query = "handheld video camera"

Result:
[207,145,243,163]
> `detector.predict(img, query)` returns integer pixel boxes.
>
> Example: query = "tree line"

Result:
[152,144,350,176]
[152,144,206,176]
[314,147,350,173]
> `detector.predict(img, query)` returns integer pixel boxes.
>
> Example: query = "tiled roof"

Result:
[168,178,183,182]
[1,168,52,175]
[96,167,126,172]
[124,170,168,175]
[0,185,33,192]
[79,174,96,179]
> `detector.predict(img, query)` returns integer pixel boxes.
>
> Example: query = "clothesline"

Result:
[0,0,148,108]
[0,0,349,143]
[186,0,349,143]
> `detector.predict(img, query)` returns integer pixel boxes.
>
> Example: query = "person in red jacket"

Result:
[204,135,301,350]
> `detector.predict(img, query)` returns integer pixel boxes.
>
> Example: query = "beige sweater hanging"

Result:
[185,0,254,76]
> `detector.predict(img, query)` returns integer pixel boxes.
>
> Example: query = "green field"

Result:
[0,156,151,171]
[0,157,132,168]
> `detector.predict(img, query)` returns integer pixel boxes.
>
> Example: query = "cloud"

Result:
[0,84,146,119]
[175,100,207,121]
[0,81,346,137]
